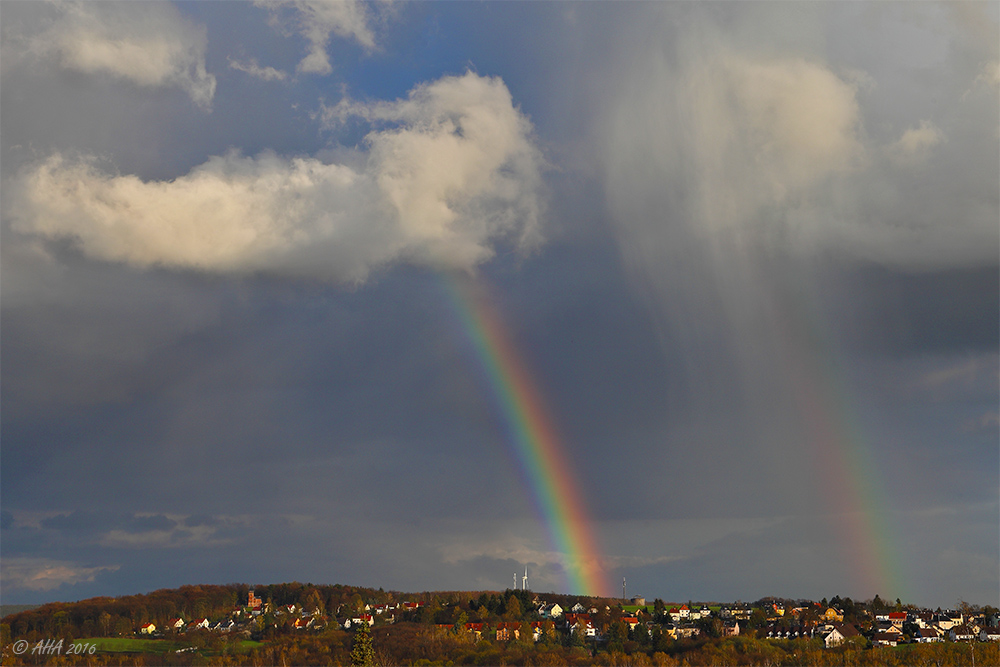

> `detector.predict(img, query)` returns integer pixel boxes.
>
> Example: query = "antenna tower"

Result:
[522,567,528,591]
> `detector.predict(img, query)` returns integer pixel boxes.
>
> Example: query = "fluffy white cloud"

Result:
[7,72,543,283]
[17,1,216,108]
[257,0,382,75]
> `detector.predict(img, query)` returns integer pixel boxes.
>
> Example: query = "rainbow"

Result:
[773,281,904,601]
[442,274,610,597]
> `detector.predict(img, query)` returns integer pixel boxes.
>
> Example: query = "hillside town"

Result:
[129,587,999,649]
[3,583,998,666]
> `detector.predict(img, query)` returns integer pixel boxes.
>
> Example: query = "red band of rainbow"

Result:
[443,275,611,597]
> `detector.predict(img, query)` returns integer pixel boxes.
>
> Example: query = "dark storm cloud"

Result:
[825,265,1000,357]
[0,1,996,609]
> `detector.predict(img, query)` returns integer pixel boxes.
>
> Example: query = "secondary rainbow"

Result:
[773,280,904,601]
[442,274,610,597]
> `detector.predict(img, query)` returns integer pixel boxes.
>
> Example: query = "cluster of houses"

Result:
[755,604,1000,647]
[868,609,1000,647]
[134,590,1000,649]
[451,600,720,644]
[137,590,426,637]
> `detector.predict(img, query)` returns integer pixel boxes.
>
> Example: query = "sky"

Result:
[1,1,997,610]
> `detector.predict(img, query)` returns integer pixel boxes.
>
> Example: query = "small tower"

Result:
[622,577,626,602]
[514,572,518,589]
[522,567,528,591]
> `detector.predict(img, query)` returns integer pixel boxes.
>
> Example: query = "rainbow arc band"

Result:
[444,274,610,597]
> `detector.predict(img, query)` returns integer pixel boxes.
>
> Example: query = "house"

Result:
[538,603,563,619]
[821,627,845,648]
[820,624,857,648]
[293,617,311,630]
[576,620,597,638]
[764,625,812,640]
[570,603,586,613]
[564,614,596,638]
[876,621,902,636]
[822,608,845,623]
[888,612,907,628]
[139,622,156,635]
[979,628,1000,642]
[495,622,521,641]
[349,614,374,627]
[247,589,263,610]
[464,622,484,639]
[949,626,976,642]
[168,618,185,631]
[872,632,897,647]
[722,620,740,637]
[915,628,942,643]
[189,618,210,630]
[621,616,640,631]
[667,607,682,622]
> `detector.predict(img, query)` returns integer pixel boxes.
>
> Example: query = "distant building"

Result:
[247,589,263,610]
[631,596,646,607]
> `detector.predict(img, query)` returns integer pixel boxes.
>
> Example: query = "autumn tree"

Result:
[504,594,522,621]
[350,622,375,667]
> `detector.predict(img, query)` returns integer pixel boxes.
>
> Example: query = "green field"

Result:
[76,637,263,655]
[79,637,189,653]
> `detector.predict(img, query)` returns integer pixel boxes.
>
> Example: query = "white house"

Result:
[821,627,845,648]
[539,603,563,619]
[979,628,1000,642]
[915,628,942,643]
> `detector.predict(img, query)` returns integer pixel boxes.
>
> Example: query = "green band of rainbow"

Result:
[443,275,610,597]
[774,281,904,601]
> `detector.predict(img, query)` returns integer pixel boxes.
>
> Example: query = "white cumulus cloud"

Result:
[7,72,544,283]
[17,1,216,108]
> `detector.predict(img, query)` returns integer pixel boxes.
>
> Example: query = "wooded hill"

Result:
[2,583,997,666]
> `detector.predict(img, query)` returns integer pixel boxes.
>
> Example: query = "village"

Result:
[133,588,1000,651]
